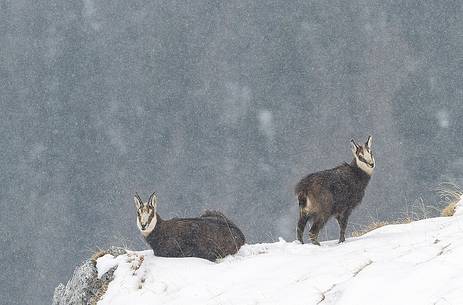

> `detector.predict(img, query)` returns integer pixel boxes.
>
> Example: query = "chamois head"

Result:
[351,136,375,175]
[134,192,158,237]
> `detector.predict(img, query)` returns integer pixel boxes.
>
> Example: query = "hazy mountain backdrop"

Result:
[1,1,462,304]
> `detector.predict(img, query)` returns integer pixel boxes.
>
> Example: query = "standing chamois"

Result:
[134,192,246,261]
[295,136,375,245]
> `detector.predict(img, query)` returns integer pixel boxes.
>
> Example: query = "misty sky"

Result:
[1,1,462,305]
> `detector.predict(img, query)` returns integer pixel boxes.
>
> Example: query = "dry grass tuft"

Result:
[351,217,413,237]
[441,202,457,217]
[351,221,390,237]
[436,182,462,217]
[90,249,108,266]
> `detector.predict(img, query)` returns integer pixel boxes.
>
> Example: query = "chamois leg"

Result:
[308,217,326,246]
[297,211,310,243]
[336,210,351,243]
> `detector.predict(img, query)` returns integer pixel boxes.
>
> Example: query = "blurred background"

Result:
[1,1,462,304]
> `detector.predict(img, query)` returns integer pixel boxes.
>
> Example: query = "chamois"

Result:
[295,136,375,245]
[134,192,246,261]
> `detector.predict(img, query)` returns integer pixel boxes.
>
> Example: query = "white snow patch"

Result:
[97,213,463,305]
[436,109,450,128]
[96,254,119,279]
[454,195,463,216]
[82,0,101,31]
[257,109,275,140]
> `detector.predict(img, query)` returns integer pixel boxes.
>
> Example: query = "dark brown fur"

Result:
[145,210,246,261]
[295,159,371,245]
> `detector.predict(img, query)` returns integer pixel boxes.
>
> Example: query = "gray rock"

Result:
[52,247,126,305]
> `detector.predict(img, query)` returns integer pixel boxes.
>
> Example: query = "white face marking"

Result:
[136,205,157,237]
[355,155,374,175]
[351,138,375,176]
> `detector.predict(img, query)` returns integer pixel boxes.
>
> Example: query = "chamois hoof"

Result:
[311,240,321,246]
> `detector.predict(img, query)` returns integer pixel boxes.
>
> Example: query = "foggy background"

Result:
[1,1,462,304]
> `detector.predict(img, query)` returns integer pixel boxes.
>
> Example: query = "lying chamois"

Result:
[296,136,375,245]
[134,192,246,261]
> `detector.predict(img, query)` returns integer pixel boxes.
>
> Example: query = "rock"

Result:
[52,247,126,305]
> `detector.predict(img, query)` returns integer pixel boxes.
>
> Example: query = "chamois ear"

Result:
[365,136,372,149]
[134,193,143,209]
[148,192,157,209]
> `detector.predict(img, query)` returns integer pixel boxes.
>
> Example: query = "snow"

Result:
[96,254,124,279]
[97,198,463,305]
[454,196,463,216]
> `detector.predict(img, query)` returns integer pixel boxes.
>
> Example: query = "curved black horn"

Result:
[365,135,372,148]
[148,192,157,207]
[350,139,359,148]
[134,192,143,208]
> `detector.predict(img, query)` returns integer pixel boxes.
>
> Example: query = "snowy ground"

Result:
[96,198,463,305]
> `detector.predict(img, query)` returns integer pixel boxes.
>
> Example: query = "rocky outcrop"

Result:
[52,247,126,305]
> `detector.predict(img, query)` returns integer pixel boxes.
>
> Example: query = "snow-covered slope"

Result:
[96,198,463,305]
